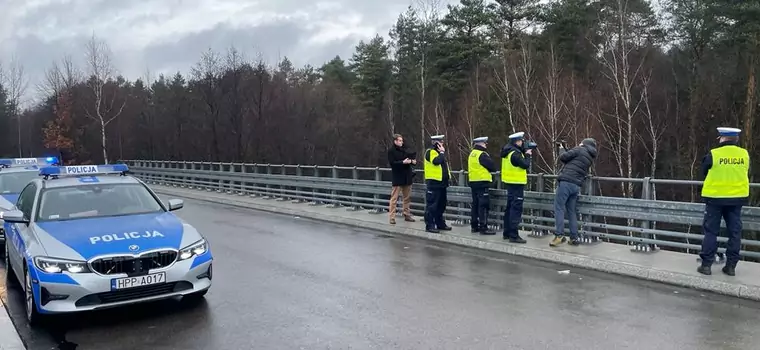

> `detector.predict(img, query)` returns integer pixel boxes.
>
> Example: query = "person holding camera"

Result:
[387,133,416,225]
[468,136,497,235]
[698,127,749,277]
[500,131,530,243]
[550,138,597,247]
[423,135,453,233]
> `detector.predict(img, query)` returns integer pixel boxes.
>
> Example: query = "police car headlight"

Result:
[178,239,208,261]
[34,257,90,274]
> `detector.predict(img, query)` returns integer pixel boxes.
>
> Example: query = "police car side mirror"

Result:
[167,199,184,211]
[1,210,27,224]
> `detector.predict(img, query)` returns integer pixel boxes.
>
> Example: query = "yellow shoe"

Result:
[550,236,566,247]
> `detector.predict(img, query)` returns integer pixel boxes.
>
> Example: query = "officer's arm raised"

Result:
[511,151,531,170]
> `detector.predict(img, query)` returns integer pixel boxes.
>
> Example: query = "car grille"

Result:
[75,281,194,307]
[90,250,178,275]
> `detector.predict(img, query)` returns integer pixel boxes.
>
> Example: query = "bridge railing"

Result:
[125,160,760,261]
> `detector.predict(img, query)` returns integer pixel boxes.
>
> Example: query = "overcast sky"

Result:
[0,0,457,104]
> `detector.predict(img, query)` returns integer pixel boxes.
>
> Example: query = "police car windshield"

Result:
[0,171,39,194]
[36,183,164,222]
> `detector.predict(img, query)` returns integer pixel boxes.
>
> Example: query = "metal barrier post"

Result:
[347,167,361,211]
[249,164,259,197]
[580,177,601,244]
[293,165,304,203]
[369,167,383,214]
[327,166,341,208]
[309,166,322,206]
[529,173,549,237]
[158,161,165,186]
[237,164,246,195]
[261,165,273,199]
[277,165,288,201]
[452,171,466,227]
[632,177,659,253]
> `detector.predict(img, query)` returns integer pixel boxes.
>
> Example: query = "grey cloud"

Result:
[1,0,462,103]
[140,21,309,74]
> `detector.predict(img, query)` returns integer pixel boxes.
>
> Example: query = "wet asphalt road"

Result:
[2,197,760,350]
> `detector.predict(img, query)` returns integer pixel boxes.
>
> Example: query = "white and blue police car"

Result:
[0,157,59,244]
[2,163,213,325]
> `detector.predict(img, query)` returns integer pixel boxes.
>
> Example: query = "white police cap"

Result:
[473,136,488,143]
[508,131,525,140]
[430,134,445,141]
[717,127,741,137]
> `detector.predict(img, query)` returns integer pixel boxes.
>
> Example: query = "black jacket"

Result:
[470,144,497,187]
[557,139,598,186]
[500,143,531,170]
[388,145,415,186]
[424,146,449,188]
[700,140,749,206]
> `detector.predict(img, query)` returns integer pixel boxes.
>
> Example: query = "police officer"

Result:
[500,132,530,243]
[468,136,497,235]
[424,135,453,233]
[697,127,749,276]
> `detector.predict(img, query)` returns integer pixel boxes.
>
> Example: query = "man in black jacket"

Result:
[550,138,598,247]
[387,134,416,224]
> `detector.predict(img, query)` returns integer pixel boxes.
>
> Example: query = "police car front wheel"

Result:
[24,267,42,325]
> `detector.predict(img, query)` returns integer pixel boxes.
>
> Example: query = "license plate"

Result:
[111,272,166,290]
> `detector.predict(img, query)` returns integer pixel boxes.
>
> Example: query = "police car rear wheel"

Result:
[4,243,17,286]
[24,267,41,325]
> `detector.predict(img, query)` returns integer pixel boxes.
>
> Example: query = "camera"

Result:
[525,141,538,149]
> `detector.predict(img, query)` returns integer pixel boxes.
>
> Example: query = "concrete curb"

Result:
[154,187,760,302]
[0,298,25,350]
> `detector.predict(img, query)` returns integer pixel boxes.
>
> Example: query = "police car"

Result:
[2,163,213,325]
[0,157,59,243]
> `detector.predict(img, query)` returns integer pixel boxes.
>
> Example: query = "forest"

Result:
[0,0,758,200]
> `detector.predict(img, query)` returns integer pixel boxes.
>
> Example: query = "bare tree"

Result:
[84,34,126,164]
[637,72,667,180]
[535,43,569,174]
[415,0,441,155]
[3,55,29,157]
[593,0,656,197]
[38,55,82,98]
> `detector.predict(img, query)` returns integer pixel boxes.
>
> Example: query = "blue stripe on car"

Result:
[190,250,213,269]
[36,212,185,260]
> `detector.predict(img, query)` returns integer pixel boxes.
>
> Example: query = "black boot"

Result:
[722,265,735,276]
[697,265,712,275]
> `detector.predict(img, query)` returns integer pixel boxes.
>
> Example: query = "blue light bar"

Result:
[39,164,129,178]
[0,157,59,168]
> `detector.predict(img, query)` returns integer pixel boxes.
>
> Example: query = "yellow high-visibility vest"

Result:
[424,149,452,181]
[501,150,527,185]
[702,145,750,198]
[468,149,492,183]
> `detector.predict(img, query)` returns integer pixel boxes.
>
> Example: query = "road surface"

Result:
[2,197,760,350]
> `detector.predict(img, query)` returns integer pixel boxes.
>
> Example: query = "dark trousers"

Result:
[554,181,580,240]
[700,204,742,268]
[424,187,448,229]
[470,185,490,231]
[502,184,525,239]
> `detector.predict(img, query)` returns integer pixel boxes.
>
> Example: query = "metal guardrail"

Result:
[125,160,760,261]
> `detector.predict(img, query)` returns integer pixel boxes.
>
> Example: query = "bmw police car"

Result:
[0,157,59,243]
[2,163,213,325]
